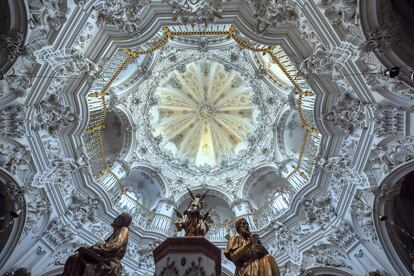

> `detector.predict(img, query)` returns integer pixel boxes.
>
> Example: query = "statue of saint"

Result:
[62,213,132,276]
[224,218,280,276]
[174,188,211,236]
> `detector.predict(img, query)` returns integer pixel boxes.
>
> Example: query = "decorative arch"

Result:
[373,159,414,275]
[175,185,233,207]
[112,104,136,161]
[0,168,26,269]
[305,266,354,276]
[102,106,134,161]
[241,165,286,208]
[122,165,169,209]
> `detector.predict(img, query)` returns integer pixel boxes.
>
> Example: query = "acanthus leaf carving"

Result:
[34,46,99,77]
[302,192,336,228]
[351,193,380,246]
[0,142,31,178]
[370,136,414,175]
[323,93,366,135]
[327,221,358,251]
[66,191,100,227]
[33,95,77,137]
[28,0,68,34]
[247,0,297,33]
[163,0,226,25]
[44,217,75,247]
[0,106,27,138]
[302,243,353,270]
[97,0,150,34]
[0,32,27,62]
[372,104,405,138]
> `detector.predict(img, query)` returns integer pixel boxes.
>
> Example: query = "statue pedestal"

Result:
[153,237,221,276]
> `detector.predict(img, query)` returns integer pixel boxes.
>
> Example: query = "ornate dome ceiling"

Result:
[2,0,414,275]
[150,60,257,168]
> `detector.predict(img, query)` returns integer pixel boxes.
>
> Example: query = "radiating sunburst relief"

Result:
[150,60,258,167]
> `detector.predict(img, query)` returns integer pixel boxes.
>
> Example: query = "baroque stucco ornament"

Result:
[2,0,414,274]
[163,0,226,25]
[150,60,257,168]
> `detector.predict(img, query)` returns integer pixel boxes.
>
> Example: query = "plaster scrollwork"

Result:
[0,106,27,138]
[299,44,358,81]
[97,0,150,34]
[72,21,97,53]
[351,194,379,246]
[19,185,51,243]
[0,32,27,63]
[127,241,161,270]
[34,46,99,77]
[299,45,333,77]
[0,142,31,179]
[317,0,359,32]
[0,70,32,99]
[323,93,366,135]
[66,191,100,227]
[31,138,77,198]
[42,135,88,172]
[46,242,87,267]
[361,52,414,102]
[370,136,414,175]
[359,27,396,54]
[164,0,226,25]
[129,47,278,193]
[302,193,336,228]
[44,217,76,247]
[302,243,352,271]
[319,155,351,180]
[327,221,358,252]
[281,243,353,275]
[247,0,297,33]
[28,0,68,34]
[33,95,77,137]
[270,223,301,263]
[372,104,405,138]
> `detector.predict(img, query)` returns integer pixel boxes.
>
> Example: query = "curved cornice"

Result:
[373,159,414,275]
[0,168,27,269]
